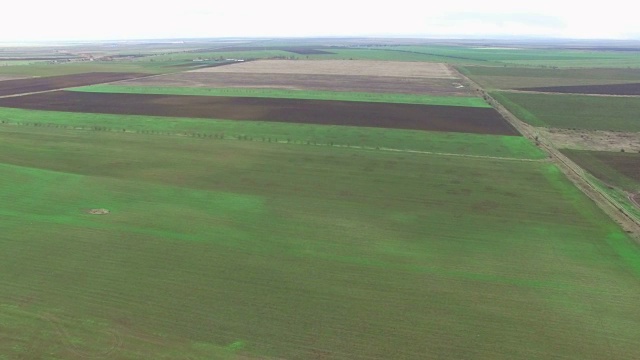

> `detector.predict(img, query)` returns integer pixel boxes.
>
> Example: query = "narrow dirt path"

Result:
[501,89,640,98]
[451,65,640,242]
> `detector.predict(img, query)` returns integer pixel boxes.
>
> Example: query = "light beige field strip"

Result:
[190,60,460,79]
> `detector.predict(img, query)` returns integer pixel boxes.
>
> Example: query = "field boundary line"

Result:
[453,65,640,241]
[345,144,545,162]
[500,89,640,98]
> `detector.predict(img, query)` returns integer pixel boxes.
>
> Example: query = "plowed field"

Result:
[0,91,517,135]
[0,72,148,96]
[519,82,640,95]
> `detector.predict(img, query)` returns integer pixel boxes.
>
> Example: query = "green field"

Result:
[0,108,545,159]
[491,91,640,131]
[391,45,640,67]
[0,61,170,77]
[2,124,640,359]
[71,85,491,107]
[459,66,640,90]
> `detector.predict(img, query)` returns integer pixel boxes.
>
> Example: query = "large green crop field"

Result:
[492,91,640,131]
[1,124,640,359]
[71,85,491,107]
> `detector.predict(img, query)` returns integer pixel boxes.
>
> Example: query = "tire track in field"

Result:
[40,312,123,358]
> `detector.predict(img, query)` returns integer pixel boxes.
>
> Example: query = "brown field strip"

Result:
[191,60,458,78]
[519,83,640,96]
[581,152,640,183]
[119,72,473,95]
[0,72,149,96]
[0,91,518,135]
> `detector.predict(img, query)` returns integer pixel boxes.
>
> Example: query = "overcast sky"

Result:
[2,0,638,42]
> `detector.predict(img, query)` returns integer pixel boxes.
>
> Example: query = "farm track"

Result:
[517,82,640,96]
[502,89,640,98]
[453,65,640,241]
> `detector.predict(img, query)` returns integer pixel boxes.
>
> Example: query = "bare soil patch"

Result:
[0,72,149,97]
[0,91,517,135]
[0,75,33,82]
[539,128,640,152]
[119,72,473,96]
[190,60,458,79]
[519,83,640,96]
[589,152,640,183]
[87,208,110,215]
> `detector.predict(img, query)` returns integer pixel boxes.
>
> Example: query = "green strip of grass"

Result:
[71,84,491,107]
[0,107,546,159]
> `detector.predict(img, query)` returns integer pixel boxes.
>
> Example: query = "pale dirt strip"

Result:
[502,89,640,98]
[340,144,546,162]
[190,60,460,79]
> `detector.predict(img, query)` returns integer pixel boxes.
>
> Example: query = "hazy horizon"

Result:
[3,0,639,42]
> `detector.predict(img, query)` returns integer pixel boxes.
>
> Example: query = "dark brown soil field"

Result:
[0,72,149,97]
[562,149,640,192]
[120,73,473,96]
[588,152,640,183]
[519,83,640,95]
[0,91,518,135]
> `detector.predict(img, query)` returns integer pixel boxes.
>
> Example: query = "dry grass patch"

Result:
[540,128,640,152]
[191,60,458,79]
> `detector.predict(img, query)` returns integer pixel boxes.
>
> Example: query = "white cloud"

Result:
[1,0,638,41]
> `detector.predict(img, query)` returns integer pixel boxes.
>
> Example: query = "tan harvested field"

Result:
[119,72,474,95]
[191,60,459,78]
[540,128,640,152]
[520,82,640,96]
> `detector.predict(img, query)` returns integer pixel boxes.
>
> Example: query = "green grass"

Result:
[391,45,640,67]
[1,125,640,359]
[459,66,640,90]
[71,84,491,107]
[0,107,546,159]
[492,91,640,131]
[0,62,163,77]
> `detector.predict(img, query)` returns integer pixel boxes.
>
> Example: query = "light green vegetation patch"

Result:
[0,59,206,77]
[1,126,639,359]
[492,91,640,132]
[392,45,640,67]
[0,107,545,159]
[71,84,491,107]
[459,66,640,89]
